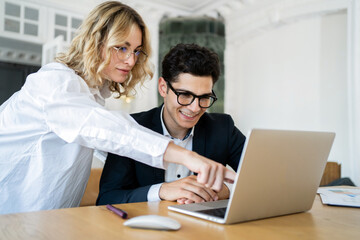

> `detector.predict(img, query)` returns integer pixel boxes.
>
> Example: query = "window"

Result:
[3,1,40,37]
[53,12,82,43]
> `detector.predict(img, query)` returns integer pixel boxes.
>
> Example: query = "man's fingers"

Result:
[181,190,206,203]
[177,198,187,204]
[182,182,217,202]
[177,198,195,204]
[160,175,219,202]
[203,186,218,201]
[187,175,218,201]
[184,199,195,204]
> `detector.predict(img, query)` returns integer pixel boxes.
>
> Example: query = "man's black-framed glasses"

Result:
[166,81,217,108]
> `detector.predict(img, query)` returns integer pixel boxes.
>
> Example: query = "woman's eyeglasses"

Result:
[113,46,147,63]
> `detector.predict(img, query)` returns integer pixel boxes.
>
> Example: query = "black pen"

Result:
[106,204,128,219]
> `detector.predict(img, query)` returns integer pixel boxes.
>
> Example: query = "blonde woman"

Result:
[0,1,235,214]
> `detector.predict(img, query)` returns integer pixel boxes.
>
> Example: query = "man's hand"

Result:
[163,142,236,192]
[176,183,230,204]
[159,175,218,203]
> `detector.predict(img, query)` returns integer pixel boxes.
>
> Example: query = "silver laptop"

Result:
[168,129,335,224]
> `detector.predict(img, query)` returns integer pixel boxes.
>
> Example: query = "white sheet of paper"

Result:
[317,187,360,207]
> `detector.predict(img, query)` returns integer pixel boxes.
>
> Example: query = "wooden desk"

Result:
[0,195,359,240]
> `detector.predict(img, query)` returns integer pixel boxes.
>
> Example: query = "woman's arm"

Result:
[163,142,235,192]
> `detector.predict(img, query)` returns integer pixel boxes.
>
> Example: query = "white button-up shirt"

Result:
[0,63,170,214]
[147,106,233,201]
[147,106,194,201]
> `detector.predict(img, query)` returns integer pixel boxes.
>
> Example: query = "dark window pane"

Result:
[71,18,82,29]
[24,23,38,36]
[55,29,67,41]
[5,2,20,17]
[55,14,67,27]
[25,7,39,21]
[4,19,20,33]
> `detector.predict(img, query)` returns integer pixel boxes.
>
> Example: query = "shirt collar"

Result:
[160,105,194,141]
[99,81,112,99]
[89,81,112,106]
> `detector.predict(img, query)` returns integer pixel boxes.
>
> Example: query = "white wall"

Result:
[226,11,352,181]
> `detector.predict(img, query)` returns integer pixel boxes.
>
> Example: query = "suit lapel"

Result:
[151,106,165,182]
[151,106,164,135]
[150,106,207,181]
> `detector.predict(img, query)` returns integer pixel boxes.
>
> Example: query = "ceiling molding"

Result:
[123,0,189,16]
[24,0,94,15]
[0,47,41,66]
[226,0,350,45]
[124,0,248,18]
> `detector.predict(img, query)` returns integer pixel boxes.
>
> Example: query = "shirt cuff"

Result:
[147,183,163,202]
[224,181,233,196]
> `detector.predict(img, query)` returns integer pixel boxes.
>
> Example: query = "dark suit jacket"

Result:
[96,106,246,205]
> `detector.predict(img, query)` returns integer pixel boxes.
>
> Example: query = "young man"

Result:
[96,43,246,205]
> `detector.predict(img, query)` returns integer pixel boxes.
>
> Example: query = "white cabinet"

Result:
[1,0,45,43]
[48,8,83,44]
[41,35,68,66]
[0,0,83,65]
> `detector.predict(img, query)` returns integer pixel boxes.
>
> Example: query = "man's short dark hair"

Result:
[161,43,220,84]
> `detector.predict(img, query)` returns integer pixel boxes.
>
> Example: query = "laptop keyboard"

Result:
[196,207,227,218]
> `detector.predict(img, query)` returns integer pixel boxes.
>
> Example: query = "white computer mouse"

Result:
[123,215,181,231]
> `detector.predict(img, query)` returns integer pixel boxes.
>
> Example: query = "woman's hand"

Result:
[163,142,236,192]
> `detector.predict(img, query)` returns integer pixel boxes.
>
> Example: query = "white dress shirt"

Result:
[147,106,233,201]
[0,63,170,214]
[147,106,194,201]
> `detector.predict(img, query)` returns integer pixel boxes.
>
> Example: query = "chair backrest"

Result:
[80,168,103,206]
[320,162,341,186]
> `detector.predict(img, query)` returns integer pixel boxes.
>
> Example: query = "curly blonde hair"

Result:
[56,1,153,97]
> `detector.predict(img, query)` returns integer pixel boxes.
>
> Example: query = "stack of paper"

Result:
[317,187,360,207]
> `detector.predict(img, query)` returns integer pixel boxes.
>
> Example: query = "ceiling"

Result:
[151,0,223,11]
[129,0,253,17]
[0,0,261,66]
[32,0,259,19]
[135,0,238,14]
[45,0,258,18]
